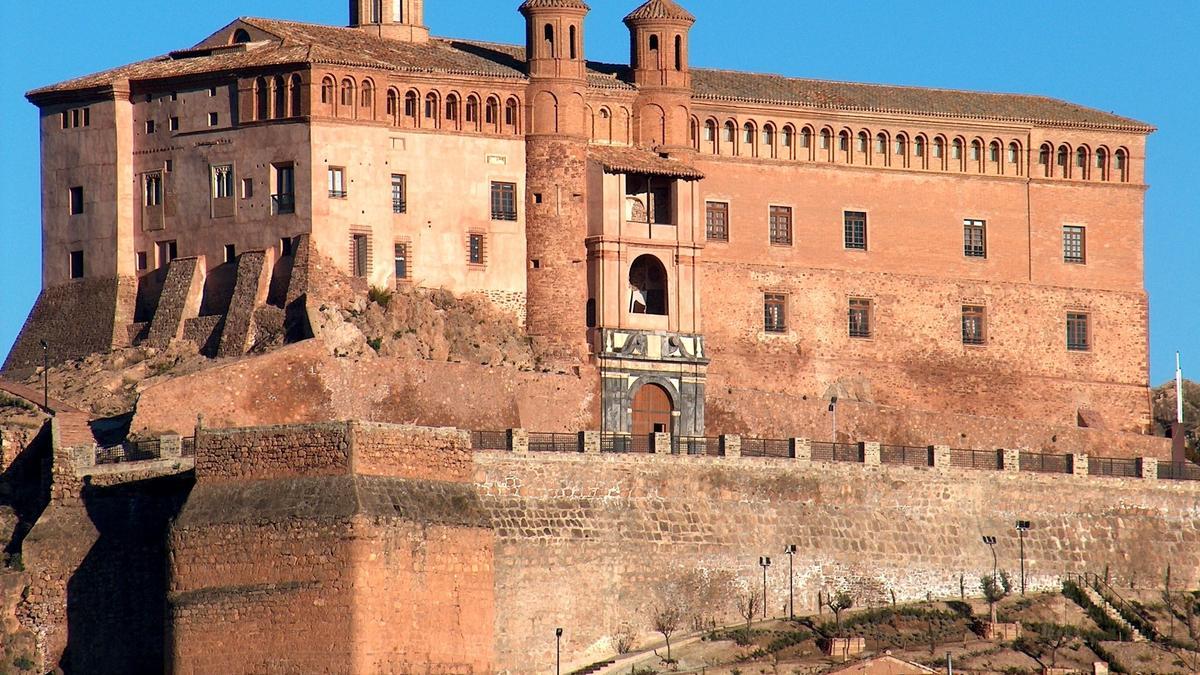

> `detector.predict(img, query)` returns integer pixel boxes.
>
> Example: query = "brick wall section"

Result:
[352,422,472,481]
[2,276,135,375]
[216,250,273,357]
[146,256,206,349]
[474,451,1200,672]
[194,422,351,481]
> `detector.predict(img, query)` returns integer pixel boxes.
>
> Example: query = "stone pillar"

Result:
[791,438,811,464]
[1139,457,1158,480]
[1002,448,1021,472]
[160,434,183,460]
[932,445,951,469]
[862,442,881,466]
[1071,453,1089,476]
[71,444,97,469]
[580,431,600,454]
[508,429,529,455]
[721,434,741,458]
[652,432,671,455]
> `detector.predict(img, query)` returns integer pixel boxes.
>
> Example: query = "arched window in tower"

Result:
[255,77,269,120]
[1057,145,1070,177]
[445,93,459,124]
[857,131,868,154]
[485,96,500,130]
[504,98,519,133]
[1115,148,1128,181]
[1096,148,1108,180]
[648,34,660,67]
[231,28,252,44]
[932,137,944,161]
[289,74,303,117]
[424,92,439,127]
[569,25,577,60]
[914,136,925,159]
[361,81,374,111]
[819,128,832,159]
[952,139,964,168]
[895,134,908,164]
[743,122,754,145]
[1040,143,1052,177]
[321,77,334,107]
[466,95,480,129]
[404,90,419,125]
[723,121,736,146]
[340,79,355,108]
[800,127,812,153]
[273,75,287,119]
[989,141,1001,172]
[544,24,555,57]
[689,117,698,149]
[704,119,716,153]
[781,125,794,159]
[875,133,887,164]
[1075,147,1089,179]
[628,255,668,316]
[970,140,982,167]
[762,124,775,158]
[675,35,683,71]
[386,89,398,124]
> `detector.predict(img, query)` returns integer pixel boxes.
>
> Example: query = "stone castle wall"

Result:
[2,276,136,375]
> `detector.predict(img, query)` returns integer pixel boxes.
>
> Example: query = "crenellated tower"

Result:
[520,0,592,362]
[350,0,429,42]
[624,0,695,151]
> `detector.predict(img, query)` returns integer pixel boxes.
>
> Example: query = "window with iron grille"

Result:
[849,298,872,338]
[468,233,486,266]
[391,174,406,213]
[1067,312,1090,351]
[764,294,786,333]
[705,201,729,241]
[1063,225,1085,264]
[962,305,986,345]
[844,211,867,250]
[490,181,517,221]
[394,242,409,281]
[769,206,792,246]
[963,219,987,258]
[351,233,369,278]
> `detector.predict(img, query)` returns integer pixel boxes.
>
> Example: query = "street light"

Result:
[982,535,998,581]
[759,556,772,621]
[784,544,797,620]
[828,396,838,442]
[555,627,563,675]
[39,340,48,411]
[1015,521,1031,596]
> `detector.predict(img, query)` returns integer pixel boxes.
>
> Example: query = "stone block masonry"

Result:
[2,276,136,375]
[146,256,206,349]
[216,249,274,357]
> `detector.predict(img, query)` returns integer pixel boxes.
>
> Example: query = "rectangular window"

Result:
[69,250,84,279]
[240,177,253,199]
[490,181,517,221]
[844,211,867,250]
[769,206,792,246]
[68,186,84,215]
[157,240,178,268]
[764,293,787,333]
[169,117,180,131]
[207,112,219,126]
[394,242,409,281]
[391,174,407,213]
[705,201,729,242]
[208,86,218,97]
[272,163,295,214]
[1067,312,1090,351]
[963,219,987,258]
[211,165,234,199]
[328,167,346,198]
[281,237,295,257]
[468,233,485,266]
[849,298,872,339]
[351,234,369,278]
[1063,225,1086,264]
[962,305,986,346]
[145,120,156,134]
[144,173,162,207]
[224,244,236,263]
[136,251,148,271]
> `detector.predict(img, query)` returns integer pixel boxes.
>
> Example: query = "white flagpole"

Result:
[1178,351,1185,425]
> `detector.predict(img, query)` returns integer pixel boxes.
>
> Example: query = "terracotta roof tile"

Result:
[519,0,590,12]
[625,0,696,23]
[692,68,1151,132]
[589,145,704,180]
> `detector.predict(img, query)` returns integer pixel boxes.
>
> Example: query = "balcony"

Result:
[393,198,407,214]
[328,190,347,199]
[271,194,295,215]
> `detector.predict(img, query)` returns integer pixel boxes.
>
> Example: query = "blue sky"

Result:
[1,1,1196,385]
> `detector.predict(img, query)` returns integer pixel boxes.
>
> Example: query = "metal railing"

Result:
[271,194,295,214]
[181,436,196,457]
[832,442,862,463]
[673,436,720,456]
[1158,461,1200,481]
[96,438,162,465]
[880,445,932,468]
[1090,455,1140,478]
[740,437,792,459]
[528,432,578,453]
[392,198,407,214]
[950,448,1002,470]
[1019,450,1072,474]
[328,189,347,199]
[470,430,508,451]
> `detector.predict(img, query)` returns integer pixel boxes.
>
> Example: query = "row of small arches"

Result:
[252,75,303,121]
[316,75,522,134]
[690,118,1131,181]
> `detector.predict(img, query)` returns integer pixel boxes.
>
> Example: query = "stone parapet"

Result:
[862,441,881,466]
[1140,457,1158,480]
[1003,448,1022,472]
[720,434,741,458]
[932,445,951,469]
[580,430,600,454]
[1072,453,1089,476]
[652,432,671,454]
[791,438,811,464]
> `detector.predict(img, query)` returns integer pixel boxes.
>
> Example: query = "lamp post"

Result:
[759,556,772,621]
[982,535,998,581]
[38,340,48,411]
[1015,521,1031,596]
[784,544,797,620]
[555,627,562,675]
[828,396,839,442]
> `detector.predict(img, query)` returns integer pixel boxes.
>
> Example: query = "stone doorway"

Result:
[631,382,673,439]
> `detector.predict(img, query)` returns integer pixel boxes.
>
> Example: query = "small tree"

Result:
[981,571,1013,624]
[826,591,854,635]
[1034,624,1078,667]
[736,590,760,632]
[650,600,684,663]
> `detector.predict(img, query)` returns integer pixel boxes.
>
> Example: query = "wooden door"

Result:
[631,383,673,451]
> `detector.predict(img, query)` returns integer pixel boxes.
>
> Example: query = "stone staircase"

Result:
[567,659,616,675]
[1081,583,1147,642]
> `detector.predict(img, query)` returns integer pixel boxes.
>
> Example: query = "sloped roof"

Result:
[625,0,696,23]
[590,145,704,180]
[519,0,590,12]
[26,16,1152,132]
